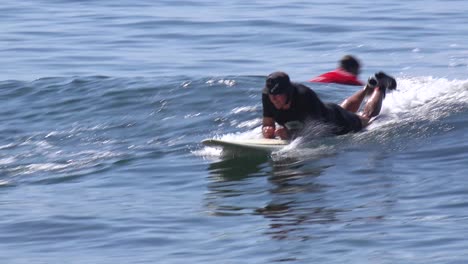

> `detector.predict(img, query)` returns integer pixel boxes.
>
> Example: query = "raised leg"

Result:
[355,72,396,128]
[361,87,384,119]
[340,85,372,113]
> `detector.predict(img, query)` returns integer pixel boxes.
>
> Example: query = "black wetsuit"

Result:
[262,83,362,137]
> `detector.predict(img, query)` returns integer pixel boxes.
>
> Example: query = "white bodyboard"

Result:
[202,138,289,151]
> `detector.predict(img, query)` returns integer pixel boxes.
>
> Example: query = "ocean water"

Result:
[0,0,467,263]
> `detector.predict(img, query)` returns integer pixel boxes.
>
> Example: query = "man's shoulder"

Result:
[291,82,315,94]
[291,82,322,103]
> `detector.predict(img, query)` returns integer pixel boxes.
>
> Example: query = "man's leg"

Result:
[359,87,385,124]
[354,72,396,128]
[340,85,373,113]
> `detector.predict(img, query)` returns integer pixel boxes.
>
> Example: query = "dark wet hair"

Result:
[339,55,361,75]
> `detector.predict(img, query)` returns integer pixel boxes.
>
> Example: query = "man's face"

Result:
[269,94,289,109]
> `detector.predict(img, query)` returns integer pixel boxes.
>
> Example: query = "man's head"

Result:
[339,55,361,75]
[265,71,292,95]
[265,71,293,109]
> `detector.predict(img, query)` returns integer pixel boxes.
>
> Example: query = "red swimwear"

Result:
[309,68,363,86]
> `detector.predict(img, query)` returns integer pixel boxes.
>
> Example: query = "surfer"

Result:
[262,71,396,139]
[308,55,363,86]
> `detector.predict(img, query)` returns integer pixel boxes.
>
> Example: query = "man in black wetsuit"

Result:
[262,71,396,139]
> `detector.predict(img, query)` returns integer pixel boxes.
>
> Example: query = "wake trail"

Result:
[370,76,468,129]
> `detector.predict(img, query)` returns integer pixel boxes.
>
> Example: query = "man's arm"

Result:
[263,117,289,139]
[262,117,275,138]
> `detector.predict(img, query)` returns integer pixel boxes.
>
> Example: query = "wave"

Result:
[196,76,468,160]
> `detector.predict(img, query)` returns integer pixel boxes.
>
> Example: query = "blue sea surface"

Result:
[0,0,467,263]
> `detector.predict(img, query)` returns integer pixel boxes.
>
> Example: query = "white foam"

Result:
[206,79,236,87]
[369,76,468,129]
[192,146,223,159]
[231,106,258,114]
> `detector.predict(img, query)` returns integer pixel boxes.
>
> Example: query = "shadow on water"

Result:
[207,148,272,181]
[204,147,340,240]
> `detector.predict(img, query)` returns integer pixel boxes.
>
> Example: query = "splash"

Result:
[272,137,336,161]
[193,128,264,159]
[368,76,468,129]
